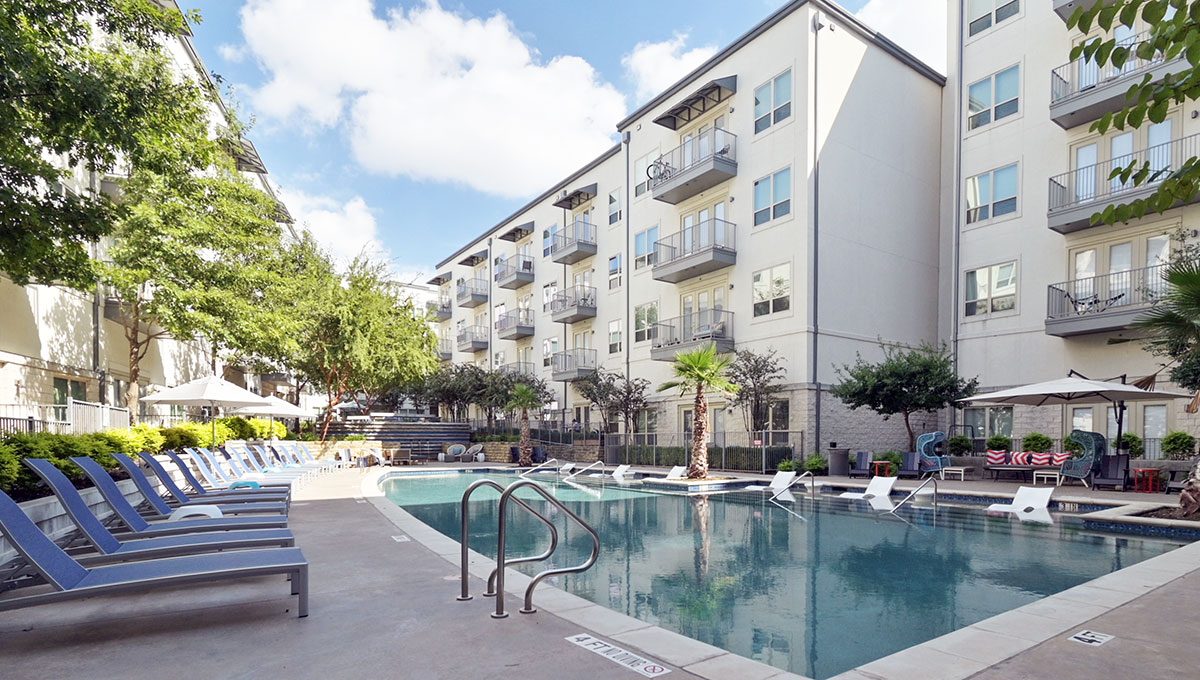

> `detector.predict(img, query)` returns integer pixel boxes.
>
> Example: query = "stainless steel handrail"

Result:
[565,460,603,480]
[770,471,816,501]
[888,477,939,515]
[519,458,559,478]
[457,479,559,602]
[493,479,601,618]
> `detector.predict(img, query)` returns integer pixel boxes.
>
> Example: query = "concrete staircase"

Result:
[324,421,470,460]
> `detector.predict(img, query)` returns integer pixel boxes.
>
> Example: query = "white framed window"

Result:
[634,302,658,342]
[542,282,558,312]
[964,261,1017,317]
[542,224,559,257]
[542,337,559,366]
[753,167,791,226]
[968,0,1019,37]
[752,264,791,318]
[608,189,622,224]
[633,151,657,197]
[634,226,659,269]
[968,65,1019,130]
[966,163,1018,224]
[963,406,1013,440]
[754,69,793,134]
[493,351,505,366]
[608,254,623,289]
[608,319,622,354]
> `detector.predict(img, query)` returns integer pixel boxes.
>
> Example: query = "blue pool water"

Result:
[382,471,1185,679]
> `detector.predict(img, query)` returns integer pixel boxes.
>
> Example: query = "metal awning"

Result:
[426,272,452,286]
[458,249,488,266]
[228,138,268,174]
[553,183,598,210]
[272,198,294,224]
[498,221,535,242]
[652,76,737,130]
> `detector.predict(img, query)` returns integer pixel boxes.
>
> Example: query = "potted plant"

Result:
[1161,431,1197,461]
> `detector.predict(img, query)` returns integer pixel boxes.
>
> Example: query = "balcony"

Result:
[1049,32,1186,129]
[652,219,737,283]
[495,254,535,289]
[455,278,488,308]
[550,219,598,264]
[500,361,537,378]
[496,309,535,340]
[650,128,738,204]
[456,325,489,352]
[550,348,597,382]
[550,285,597,323]
[437,339,453,361]
[1052,0,1102,22]
[650,310,735,361]
[1045,263,1166,337]
[427,296,452,321]
[1047,134,1199,233]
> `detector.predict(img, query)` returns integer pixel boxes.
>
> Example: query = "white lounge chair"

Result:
[987,486,1054,524]
[664,466,686,480]
[591,464,631,480]
[840,476,897,500]
[745,471,798,493]
[537,462,574,475]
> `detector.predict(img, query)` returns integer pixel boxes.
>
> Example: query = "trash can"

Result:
[827,448,850,477]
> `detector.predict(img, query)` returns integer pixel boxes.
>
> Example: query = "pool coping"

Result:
[364,467,1200,680]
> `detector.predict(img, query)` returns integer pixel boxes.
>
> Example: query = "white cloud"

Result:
[217,43,246,63]
[239,0,627,198]
[855,0,947,74]
[277,188,388,267]
[621,34,717,103]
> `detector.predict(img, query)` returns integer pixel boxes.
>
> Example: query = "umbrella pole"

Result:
[211,400,217,449]
[1114,399,1125,457]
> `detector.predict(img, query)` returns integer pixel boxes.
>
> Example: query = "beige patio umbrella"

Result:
[230,395,314,438]
[141,375,270,445]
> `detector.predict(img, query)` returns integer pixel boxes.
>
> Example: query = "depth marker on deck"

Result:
[566,634,671,677]
[1070,630,1114,646]
[391,535,410,542]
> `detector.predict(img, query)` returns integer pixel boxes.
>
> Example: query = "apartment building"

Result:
[433,0,945,450]
[944,0,1199,455]
[0,10,290,425]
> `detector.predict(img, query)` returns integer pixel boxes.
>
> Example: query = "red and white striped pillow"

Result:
[1010,451,1031,465]
[986,449,1008,465]
[1030,452,1051,466]
[1051,452,1072,465]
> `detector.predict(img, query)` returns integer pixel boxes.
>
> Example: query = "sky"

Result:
[184,0,946,283]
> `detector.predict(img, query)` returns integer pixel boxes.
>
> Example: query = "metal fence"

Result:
[653,217,736,266]
[1048,133,1198,212]
[0,399,129,435]
[649,127,737,191]
[954,432,1167,460]
[1047,262,1167,320]
[1050,30,1163,104]
[604,430,805,474]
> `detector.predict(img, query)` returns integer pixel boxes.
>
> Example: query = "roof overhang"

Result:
[553,183,598,210]
[228,138,268,174]
[426,272,452,286]
[271,198,294,224]
[498,221,535,242]
[652,76,737,130]
[459,249,488,266]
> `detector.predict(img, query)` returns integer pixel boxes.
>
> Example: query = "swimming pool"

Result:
[382,471,1186,679]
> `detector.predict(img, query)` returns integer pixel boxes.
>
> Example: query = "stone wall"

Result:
[301,440,384,460]
[1,479,141,563]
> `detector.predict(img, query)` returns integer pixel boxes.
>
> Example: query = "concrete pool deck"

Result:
[1,464,1197,679]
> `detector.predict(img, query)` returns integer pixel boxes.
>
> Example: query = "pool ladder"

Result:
[519,458,560,478]
[888,476,939,515]
[457,478,600,618]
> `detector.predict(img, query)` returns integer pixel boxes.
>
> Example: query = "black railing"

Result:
[551,220,596,254]
[652,309,733,351]
[456,325,488,348]
[649,127,737,190]
[1048,134,1198,212]
[1050,30,1166,104]
[551,348,597,373]
[654,218,736,266]
[495,255,534,282]
[603,430,803,473]
[456,278,488,301]
[1046,262,1167,320]
[550,285,597,313]
[496,308,534,331]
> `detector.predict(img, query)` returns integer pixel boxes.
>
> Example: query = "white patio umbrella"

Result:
[141,375,270,445]
[959,376,1190,452]
[230,395,314,419]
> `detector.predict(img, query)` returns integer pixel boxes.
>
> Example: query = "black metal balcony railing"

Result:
[651,309,734,351]
[456,325,488,346]
[551,348,597,374]
[550,285,597,313]
[494,255,534,282]
[551,220,597,254]
[1048,134,1198,212]
[1050,31,1164,104]
[1047,262,1167,320]
[649,127,737,191]
[654,218,736,266]
[496,308,534,332]
[456,278,488,300]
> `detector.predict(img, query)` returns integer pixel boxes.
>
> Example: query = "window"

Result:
[634,302,658,342]
[633,151,657,197]
[634,226,659,269]
[962,406,1013,440]
[608,254,623,289]
[542,282,558,312]
[494,351,505,366]
[753,167,791,226]
[968,65,1019,130]
[608,319,622,354]
[608,189,622,224]
[635,408,658,444]
[542,337,559,366]
[964,261,1017,317]
[967,0,1019,37]
[542,224,559,257]
[965,163,1018,224]
[53,377,87,421]
[752,265,791,317]
[1072,407,1094,433]
[754,69,793,133]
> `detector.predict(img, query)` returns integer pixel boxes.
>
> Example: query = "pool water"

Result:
[382,471,1185,679]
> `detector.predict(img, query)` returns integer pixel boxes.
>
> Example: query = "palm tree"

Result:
[657,344,737,479]
[507,383,542,467]
[1135,260,1200,357]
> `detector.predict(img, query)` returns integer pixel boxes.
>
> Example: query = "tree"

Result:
[1066,1,1200,226]
[657,345,738,479]
[507,383,543,467]
[575,371,620,431]
[728,349,786,432]
[831,342,978,451]
[0,0,201,288]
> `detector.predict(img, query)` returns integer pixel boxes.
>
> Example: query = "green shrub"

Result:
[777,458,797,472]
[802,454,828,474]
[343,434,367,441]
[172,421,234,449]
[247,418,286,440]
[1020,432,1053,453]
[985,435,1012,451]
[160,426,201,451]
[1063,436,1084,455]
[1161,431,1197,460]
[0,443,22,492]
[947,435,973,456]
[876,450,904,474]
[99,423,166,454]
[219,416,256,441]
[0,432,126,500]
[1114,432,1145,459]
